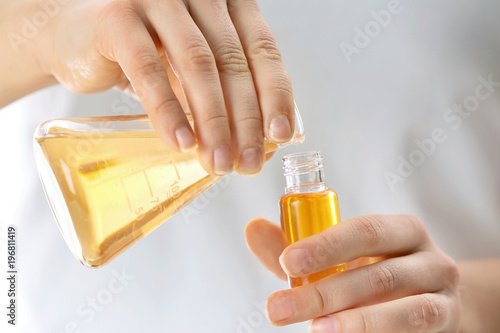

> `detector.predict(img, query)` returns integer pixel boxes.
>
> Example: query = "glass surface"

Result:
[280,189,346,287]
[280,151,346,287]
[34,106,304,267]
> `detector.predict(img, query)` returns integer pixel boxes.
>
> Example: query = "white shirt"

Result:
[1,0,500,332]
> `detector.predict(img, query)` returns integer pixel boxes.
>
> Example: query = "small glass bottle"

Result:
[279,151,346,288]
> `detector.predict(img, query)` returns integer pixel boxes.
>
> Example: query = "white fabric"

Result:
[1,0,500,332]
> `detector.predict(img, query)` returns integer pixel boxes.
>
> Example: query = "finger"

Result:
[279,214,433,277]
[163,54,189,114]
[190,0,264,176]
[266,251,459,325]
[308,293,460,333]
[245,218,287,281]
[145,1,233,175]
[98,3,196,153]
[229,0,295,143]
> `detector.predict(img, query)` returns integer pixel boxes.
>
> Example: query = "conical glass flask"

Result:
[34,106,304,268]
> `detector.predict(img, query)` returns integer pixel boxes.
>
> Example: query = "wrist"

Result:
[0,0,57,107]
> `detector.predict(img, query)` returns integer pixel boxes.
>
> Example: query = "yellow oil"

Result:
[37,127,286,268]
[37,130,223,267]
[279,189,346,287]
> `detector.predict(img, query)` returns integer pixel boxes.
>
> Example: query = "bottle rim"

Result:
[282,151,323,176]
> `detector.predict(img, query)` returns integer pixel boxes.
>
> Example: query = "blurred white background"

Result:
[2,0,500,332]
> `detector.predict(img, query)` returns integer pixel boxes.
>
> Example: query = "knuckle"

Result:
[336,310,374,333]
[404,214,432,244]
[235,114,264,144]
[202,113,229,132]
[310,285,331,314]
[409,295,443,330]
[215,46,249,75]
[131,57,164,92]
[357,215,385,247]
[152,97,180,116]
[133,56,163,78]
[313,231,337,265]
[181,39,216,71]
[359,310,372,333]
[248,30,282,61]
[235,114,262,127]
[367,265,396,297]
[447,263,460,289]
[440,254,460,290]
[269,72,294,96]
[405,214,425,232]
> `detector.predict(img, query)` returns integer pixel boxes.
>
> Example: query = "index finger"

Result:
[97,3,196,153]
[279,214,433,278]
[145,2,234,175]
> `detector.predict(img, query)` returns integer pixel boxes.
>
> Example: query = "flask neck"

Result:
[282,151,327,194]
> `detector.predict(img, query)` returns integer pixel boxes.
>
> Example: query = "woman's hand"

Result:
[245,215,462,332]
[5,0,294,176]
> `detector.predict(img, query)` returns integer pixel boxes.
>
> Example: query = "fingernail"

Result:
[213,144,233,175]
[269,114,292,142]
[266,296,295,323]
[279,249,311,277]
[309,316,337,333]
[175,126,197,152]
[239,147,262,176]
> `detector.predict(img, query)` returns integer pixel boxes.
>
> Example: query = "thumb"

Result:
[245,217,287,281]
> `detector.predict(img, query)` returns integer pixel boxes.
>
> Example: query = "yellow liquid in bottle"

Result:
[280,189,346,287]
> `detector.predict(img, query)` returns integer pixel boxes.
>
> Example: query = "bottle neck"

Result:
[282,151,328,194]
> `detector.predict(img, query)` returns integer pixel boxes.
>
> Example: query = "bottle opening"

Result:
[282,151,327,193]
[282,151,323,175]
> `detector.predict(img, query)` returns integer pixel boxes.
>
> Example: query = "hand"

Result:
[38,0,294,176]
[245,215,462,332]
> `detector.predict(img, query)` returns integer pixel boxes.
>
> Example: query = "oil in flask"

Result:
[34,108,304,268]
